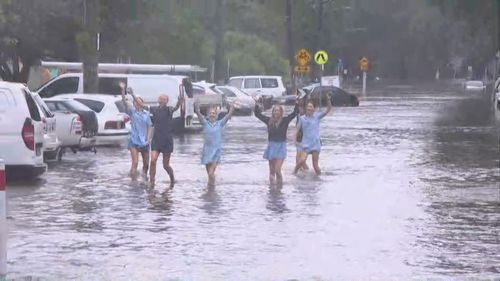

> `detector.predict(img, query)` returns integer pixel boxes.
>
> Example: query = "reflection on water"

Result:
[5,83,500,280]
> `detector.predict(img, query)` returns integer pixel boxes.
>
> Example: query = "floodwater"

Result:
[4,83,500,280]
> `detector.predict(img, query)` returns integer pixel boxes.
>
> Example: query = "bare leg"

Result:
[208,163,217,185]
[275,159,284,185]
[205,163,215,185]
[296,149,309,171]
[162,152,175,187]
[140,149,150,177]
[149,150,160,186]
[130,148,139,179]
[268,160,276,184]
[302,154,310,171]
[294,152,308,175]
[312,151,321,176]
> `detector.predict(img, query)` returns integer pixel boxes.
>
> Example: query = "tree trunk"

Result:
[82,0,100,93]
[286,0,294,91]
[213,0,225,84]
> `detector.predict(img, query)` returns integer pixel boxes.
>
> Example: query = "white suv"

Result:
[0,82,47,178]
[228,76,286,98]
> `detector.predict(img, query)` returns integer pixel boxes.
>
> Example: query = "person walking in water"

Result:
[254,96,299,185]
[294,93,309,173]
[195,101,235,185]
[294,96,332,176]
[120,84,153,179]
[149,94,183,188]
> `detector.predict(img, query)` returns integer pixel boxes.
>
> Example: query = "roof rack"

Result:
[40,61,207,74]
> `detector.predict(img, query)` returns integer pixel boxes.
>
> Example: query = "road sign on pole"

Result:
[359,57,369,72]
[294,65,311,73]
[314,50,328,65]
[295,48,311,66]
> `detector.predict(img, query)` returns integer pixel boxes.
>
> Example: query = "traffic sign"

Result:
[294,65,311,73]
[295,49,311,66]
[314,50,328,65]
[359,56,369,72]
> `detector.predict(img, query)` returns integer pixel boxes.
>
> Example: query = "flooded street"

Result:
[5,83,500,280]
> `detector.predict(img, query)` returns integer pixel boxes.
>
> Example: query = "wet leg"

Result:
[312,151,321,176]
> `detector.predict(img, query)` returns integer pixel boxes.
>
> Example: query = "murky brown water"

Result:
[4,83,500,280]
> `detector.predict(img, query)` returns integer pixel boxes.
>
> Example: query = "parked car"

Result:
[0,82,46,178]
[228,75,286,99]
[191,81,227,119]
[34,72,219,132]
[44,98,98,157]
[302,84,359,107]
[464,80,486,91]
[56,94,130,146]
[30,92,61,161]
[215,86,255,115]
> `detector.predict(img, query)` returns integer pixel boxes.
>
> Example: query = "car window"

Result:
[114,100,130,113]
[98,77,126,95]
[64,100,93,111]
[228,78,243,88]
[45,101,58,111]
[31,93,54,117]
[244,78,261,89]
[24,91,41,121]
[74,99,105,113]
[219,88,236,97]
[39,77,79,98]
[234,87,251,96]
[261,78,278,88]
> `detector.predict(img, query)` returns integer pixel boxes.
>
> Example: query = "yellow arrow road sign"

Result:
[314,50,329,65]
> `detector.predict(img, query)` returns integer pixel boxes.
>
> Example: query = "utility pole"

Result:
[213,0,225,84]
[80,0,99,93]
[314,0,324,81]
[286,0,295,91]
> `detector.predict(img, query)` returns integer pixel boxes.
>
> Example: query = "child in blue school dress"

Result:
[195,101,235,185]
[294,96,332,176]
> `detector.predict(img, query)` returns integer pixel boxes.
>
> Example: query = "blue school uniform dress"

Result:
[200,117,229,165]
[127,107,152,150]
[297,111,327,153]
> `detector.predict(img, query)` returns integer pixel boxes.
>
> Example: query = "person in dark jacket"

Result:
[254,97,299,185]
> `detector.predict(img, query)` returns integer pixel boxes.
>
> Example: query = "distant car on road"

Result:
[464,80,486,91]
[44,98,98,158]
[302,84,359,107]
[56,94,130,146]
[0,82,46,178]
[215,86,255,116]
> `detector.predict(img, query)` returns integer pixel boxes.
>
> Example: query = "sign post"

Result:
[359,57,369,95]
[314,50,329,109]
[294,48,312,87]
[0,159,6,276]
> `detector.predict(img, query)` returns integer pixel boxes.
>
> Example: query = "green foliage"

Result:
[224,32,289,77]
[1,0,498,82]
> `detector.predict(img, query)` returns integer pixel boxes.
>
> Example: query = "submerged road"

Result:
[5,83,500,280]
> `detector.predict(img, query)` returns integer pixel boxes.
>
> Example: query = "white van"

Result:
[35,73,199,131]
[0,82,46,178]
[228,75,286,98]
